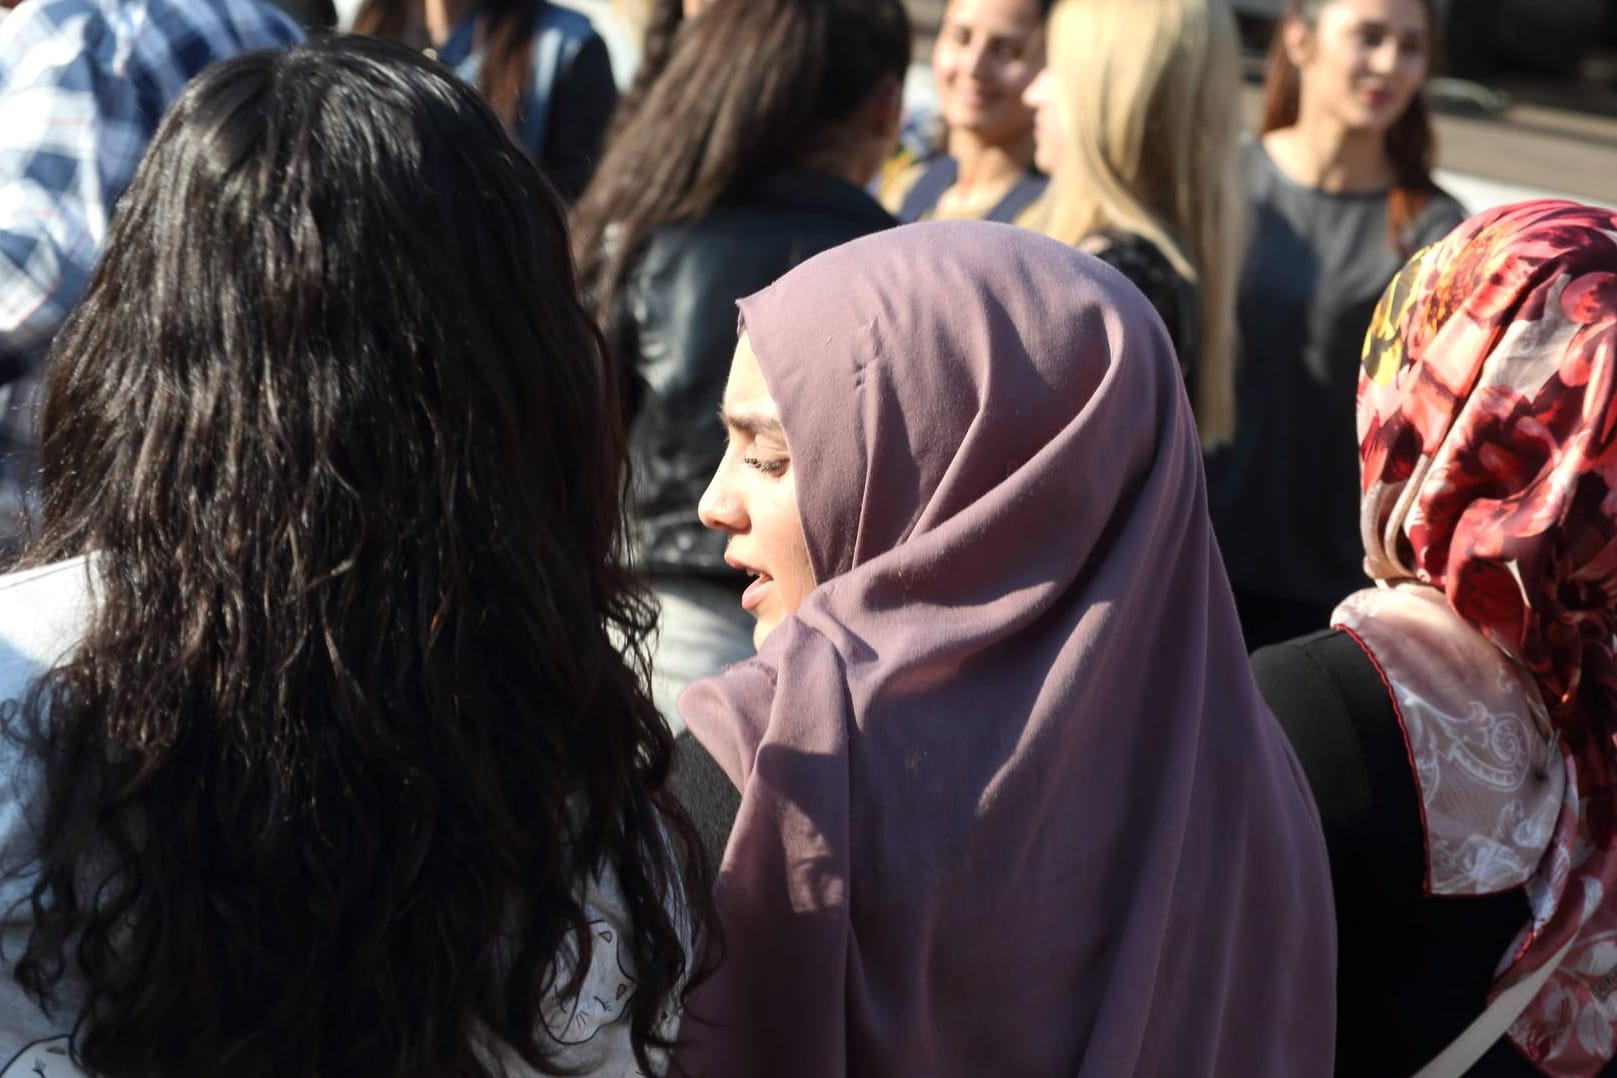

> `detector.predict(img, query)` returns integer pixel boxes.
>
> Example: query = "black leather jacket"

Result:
[612,170,896,578]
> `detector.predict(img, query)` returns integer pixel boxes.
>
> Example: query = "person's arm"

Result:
[540,32,618,203]
[0,6,123,380]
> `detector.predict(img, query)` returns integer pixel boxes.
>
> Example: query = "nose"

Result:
[698,453,746,535]
[1022,66,1048,109]
[1366,38,1399,75]
[966,40,994,82]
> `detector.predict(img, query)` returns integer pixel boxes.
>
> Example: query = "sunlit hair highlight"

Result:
[4,35,707,1078]
[1037,0,1243,446]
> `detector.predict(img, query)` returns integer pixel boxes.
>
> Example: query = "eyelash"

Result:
[743,455,787,476]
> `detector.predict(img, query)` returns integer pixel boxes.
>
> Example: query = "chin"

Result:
[1341,103,1407,136]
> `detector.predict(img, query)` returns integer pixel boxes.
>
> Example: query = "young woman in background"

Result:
[572,0,907,727]
[1207,0,1465,649]
[879,0,1049,226]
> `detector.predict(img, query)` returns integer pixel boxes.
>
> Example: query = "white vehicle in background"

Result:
[1231,0,1607,78]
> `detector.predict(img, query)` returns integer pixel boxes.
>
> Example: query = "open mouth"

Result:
[741,570,775,614]
[728,553,774,615]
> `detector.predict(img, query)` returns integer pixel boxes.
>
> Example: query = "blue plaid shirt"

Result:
[0,0,302,368]
[0,0,300,544]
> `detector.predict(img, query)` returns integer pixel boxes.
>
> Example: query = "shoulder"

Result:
[1251,629,1381,718]
[1080,228,1172,274]
[533,1,601,49]
[663,179,891,274]
[0,558,95,694]
[1079,231,1186,318]
[1410,187,1470,248]
[140,0,303,53]
[0,0,112,82]
[1241,135,1281,190]
[530,851,688,1074]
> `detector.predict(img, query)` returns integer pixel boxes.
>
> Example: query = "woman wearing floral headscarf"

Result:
[1253,200,1617,1078]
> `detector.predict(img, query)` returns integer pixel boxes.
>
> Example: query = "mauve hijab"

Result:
[675,221,1335,1077]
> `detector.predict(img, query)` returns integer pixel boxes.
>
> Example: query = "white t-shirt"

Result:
[0,558,673,1077]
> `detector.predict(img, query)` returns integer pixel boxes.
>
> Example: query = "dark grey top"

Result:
[1207,141,1467,609]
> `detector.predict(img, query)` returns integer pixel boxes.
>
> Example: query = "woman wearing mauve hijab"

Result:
[674,221,1336,1076]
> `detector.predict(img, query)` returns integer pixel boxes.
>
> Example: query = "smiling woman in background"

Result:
[879,0,1050,226]
[1207,0,1465,650]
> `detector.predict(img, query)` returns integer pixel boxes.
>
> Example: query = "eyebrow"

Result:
[1356,18,1427,39]
[717,406,786,440]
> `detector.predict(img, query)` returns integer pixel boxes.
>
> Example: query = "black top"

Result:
[1252,630,1598,1077]
[670,731,741,873]
[612,170,896,578]
[1081,228,1197,385]
[1207,142,1467,609]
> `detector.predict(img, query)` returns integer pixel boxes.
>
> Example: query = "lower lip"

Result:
[741,576,773,613]
[1363,90,1395,109]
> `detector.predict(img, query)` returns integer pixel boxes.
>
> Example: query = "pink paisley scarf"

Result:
[1333,199,1617,1074]
[674,221,1336,1077]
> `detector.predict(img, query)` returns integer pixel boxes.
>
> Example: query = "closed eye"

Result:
[743,455,788,476]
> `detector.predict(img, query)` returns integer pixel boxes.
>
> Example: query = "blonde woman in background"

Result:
[1022,0,1242,445]
[880,0,1051,226]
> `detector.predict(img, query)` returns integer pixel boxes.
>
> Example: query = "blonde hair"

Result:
[1038,0,1243,446]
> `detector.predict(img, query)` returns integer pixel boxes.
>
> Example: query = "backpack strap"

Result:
[896,157,959,223]
[985,171,1048,224]
[898,158,1048,225]
[1411,937,1573,1078]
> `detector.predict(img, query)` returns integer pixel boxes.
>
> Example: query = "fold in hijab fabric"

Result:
[1334,200,1617,1075]
[675,221,1335,1077]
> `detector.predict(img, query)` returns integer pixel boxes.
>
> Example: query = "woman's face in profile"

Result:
[1020,64,1067,175]
[932,0,1045,147]
[699,335,817,649]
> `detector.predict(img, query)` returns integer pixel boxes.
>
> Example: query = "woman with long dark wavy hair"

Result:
[353,0,617,200]
[571,0,907,732]
[1205,0,1466,651]
[0,35,706,1078]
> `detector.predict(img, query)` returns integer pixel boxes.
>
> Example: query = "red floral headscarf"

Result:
[1358,199,1617,837]
[1341,200,1617,1072]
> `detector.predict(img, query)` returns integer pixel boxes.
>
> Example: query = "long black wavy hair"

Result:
[3,34,708,1078]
